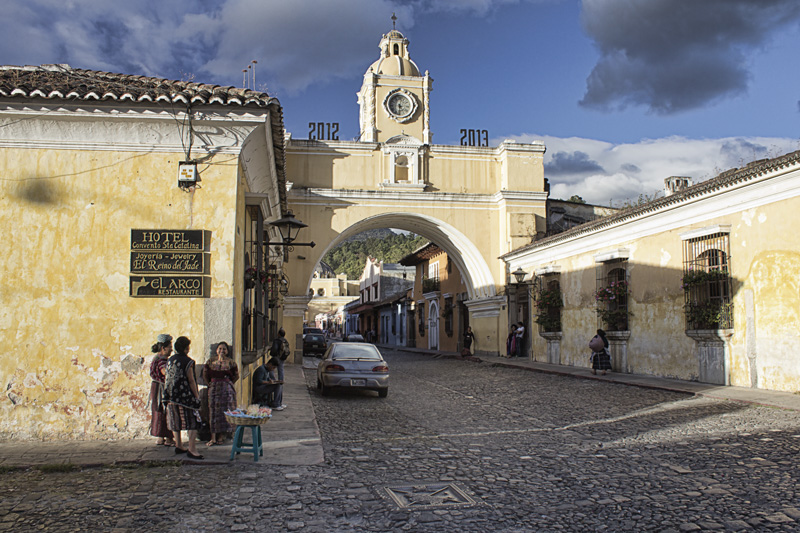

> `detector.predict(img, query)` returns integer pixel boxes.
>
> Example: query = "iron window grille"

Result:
[595,259,630,331]
[443,297,454,337]
[682,232,733,330]
[535,275,562,333]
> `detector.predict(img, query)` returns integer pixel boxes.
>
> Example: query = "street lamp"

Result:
[266,211,316,250]
[512,267,527,284]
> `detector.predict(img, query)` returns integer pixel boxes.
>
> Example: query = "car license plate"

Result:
[351,379,366,386]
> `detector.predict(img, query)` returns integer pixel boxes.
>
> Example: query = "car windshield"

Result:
[332,345,381,360]
[306,334,325,342]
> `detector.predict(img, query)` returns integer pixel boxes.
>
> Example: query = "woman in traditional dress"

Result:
[591,328,612,375]
[506,324,517,358]
[202,341,239,446]
[148,334,175,446]
[163,336,203,459]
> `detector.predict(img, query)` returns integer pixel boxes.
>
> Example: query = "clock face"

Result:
[388,93,412,117]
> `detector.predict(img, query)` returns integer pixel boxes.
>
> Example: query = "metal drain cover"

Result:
[382,483,477,509]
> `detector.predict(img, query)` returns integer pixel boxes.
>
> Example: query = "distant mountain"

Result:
[324,231,428,279]
[344,228,396,242]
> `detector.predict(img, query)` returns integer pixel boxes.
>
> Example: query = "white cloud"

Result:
[501,134,800,205]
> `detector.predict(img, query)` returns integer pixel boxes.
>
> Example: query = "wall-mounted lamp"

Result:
[178,161,198,188]
[512,267,527,284]
[265,211,316,250]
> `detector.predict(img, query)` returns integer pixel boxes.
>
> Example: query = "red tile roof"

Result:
[0,64,275,108]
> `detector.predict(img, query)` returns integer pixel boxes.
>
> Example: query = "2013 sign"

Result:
[459,129,489,147]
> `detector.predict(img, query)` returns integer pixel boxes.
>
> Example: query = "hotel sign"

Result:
[130,229,209,298]
[130,229,203,250]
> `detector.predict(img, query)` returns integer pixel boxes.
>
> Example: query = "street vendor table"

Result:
[226,414,269,462]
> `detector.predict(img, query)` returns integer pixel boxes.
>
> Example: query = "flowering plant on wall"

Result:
[596,308,631,331]
[685,300,732,330]
[534,287,562,333]
[535,287,563,310]
[681,268,728,290]
[594,280,629,302]
[245,267,270,286]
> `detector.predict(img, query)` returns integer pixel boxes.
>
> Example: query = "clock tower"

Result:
[357,19,432,144]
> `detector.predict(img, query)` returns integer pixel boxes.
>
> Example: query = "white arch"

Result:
[311,212,496,301]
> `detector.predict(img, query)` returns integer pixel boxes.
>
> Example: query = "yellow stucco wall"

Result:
[285,139,546,356]
[0,147,241,439]
[525,193,800,392]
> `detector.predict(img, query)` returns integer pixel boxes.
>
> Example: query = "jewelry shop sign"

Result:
[130,230,209,297]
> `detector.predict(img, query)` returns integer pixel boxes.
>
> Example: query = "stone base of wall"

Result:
[686,329,733,385]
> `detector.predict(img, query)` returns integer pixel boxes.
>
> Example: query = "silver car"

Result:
[316,343,389,398]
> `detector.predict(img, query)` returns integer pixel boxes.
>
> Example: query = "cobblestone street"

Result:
[2,349,800,532]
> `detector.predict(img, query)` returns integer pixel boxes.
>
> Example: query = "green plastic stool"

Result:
[230,424,263,462]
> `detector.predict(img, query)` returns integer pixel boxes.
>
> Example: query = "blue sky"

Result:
[4,0,799,205]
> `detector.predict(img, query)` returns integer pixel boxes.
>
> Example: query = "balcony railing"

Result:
[422,276,440,293]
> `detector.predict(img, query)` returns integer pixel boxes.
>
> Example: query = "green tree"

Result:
[323,232,428,279]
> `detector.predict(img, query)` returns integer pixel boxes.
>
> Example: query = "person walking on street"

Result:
[163,336,204,459]
[463,326,475,356]
[590,328,612,375]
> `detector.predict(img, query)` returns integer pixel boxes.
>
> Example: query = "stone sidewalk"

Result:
[3,347,798,469]
[0,363,324,468]
[395,345,800,412]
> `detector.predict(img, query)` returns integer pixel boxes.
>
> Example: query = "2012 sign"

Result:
[309,122,339,140]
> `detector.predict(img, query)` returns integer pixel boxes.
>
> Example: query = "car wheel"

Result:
[378,389,388,398]
[321,383,331,396]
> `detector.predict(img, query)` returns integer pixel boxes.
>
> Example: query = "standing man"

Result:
[269,328,291,383]
[515,322,526,358]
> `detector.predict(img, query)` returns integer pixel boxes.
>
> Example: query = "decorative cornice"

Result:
[464,296,506,318]
[593,248,630,263]
[679,224,731,241]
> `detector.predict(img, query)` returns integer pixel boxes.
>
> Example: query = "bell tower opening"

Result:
[357,15,433,144]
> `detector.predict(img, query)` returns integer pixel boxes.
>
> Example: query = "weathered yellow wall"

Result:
[0,147,240,439]
[526,193,800,392]
[285,139,546,357]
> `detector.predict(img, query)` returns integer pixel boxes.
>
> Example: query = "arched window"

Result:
[682,232,732,330]
[393,44,399,55]
[535,277,562,333]
[395,155,409,182]
[595,260,629,331]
